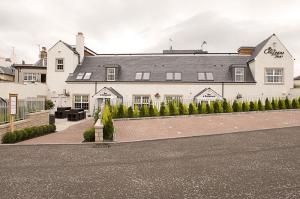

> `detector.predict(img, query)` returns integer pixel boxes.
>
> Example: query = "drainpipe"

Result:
[94,82,97,95]
[222,82,224,98]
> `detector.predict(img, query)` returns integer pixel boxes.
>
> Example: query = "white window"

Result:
[24,73,37,82]
[74,95,89,110]
[265,68,284,84]
[76,73,85,80]
[143,72,150,80]
[174,73,181,80]
[107,68,116,81]
[133,95,150,108]
[56,58,64,71]
[166,72,173,80]
[198,72,205,80]
[235,68,245,82]
[83,72,92,80]
[206,72,214,81]
[135,72,143,80]
[164,95,183,103]
[166,72,182,80]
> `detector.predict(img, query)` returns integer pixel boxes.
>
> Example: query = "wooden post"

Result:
[9,94,18,132]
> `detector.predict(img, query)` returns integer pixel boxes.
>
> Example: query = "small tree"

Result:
[128,107,133,118]
[182,104,189,115]
[249,101,254,111]
[226,101,233,113]
[140,105,145,117]
[292,98,300,109]
[272,99,279,110]
[160,102,166,116]
[164,105,170,116]
[213,101,220,113]
[258,99,264,111]
[149,101,155,117]
[253,101,259,111]
[200,102,207,114]
[189,102,198,115]
[133,105,139,118]
[179,102,184,115]
[197,103,201,114]
[243,101,250,112]
[232,100,238,112]
[265,98,272,110]
[45,99,54,110]
[144,105,150,117]
[123,105,128,118]
[153,106,159,116]
[112,105,119,119]
[285,97,292,109]
[208,101,215,113]
[102,105,114,140]
[237,101,243,112]
[117,104,124,118]
[223,99,228,113]
[168,101,175,116]
[173,101,180,115]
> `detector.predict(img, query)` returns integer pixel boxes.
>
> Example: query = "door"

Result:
[41,74,46,83]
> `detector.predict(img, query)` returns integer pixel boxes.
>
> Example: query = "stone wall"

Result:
[0,111,50,139]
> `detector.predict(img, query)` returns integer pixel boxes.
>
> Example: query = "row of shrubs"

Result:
[84,105,114,142]
[110,97,300,119]
[2,124,56,144]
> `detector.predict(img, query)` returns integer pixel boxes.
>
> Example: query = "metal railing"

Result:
[0,97,45,125]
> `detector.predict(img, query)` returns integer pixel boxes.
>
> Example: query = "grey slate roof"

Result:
[67,55,255,83]
[0,66,15,76]
[249,34,274,61]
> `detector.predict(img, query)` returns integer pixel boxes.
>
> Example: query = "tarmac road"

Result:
[0,126,300,199]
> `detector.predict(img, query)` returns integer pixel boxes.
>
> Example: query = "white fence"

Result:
[0,97,45,125]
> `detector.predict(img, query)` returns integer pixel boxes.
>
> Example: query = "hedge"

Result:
[109,97,300,120]
[1,124,56,144]
[83,127,95,142]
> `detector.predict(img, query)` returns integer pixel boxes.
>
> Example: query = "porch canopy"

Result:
[194,88,223,103]
[93,87,123,107]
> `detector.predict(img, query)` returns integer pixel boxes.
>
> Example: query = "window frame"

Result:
[235,68,245,82]
[106,68,116,81]
[73,95,89,110]
[265,68,284,84]
[166,72,182,81]
[206,72,214,81]
[55,58,64,72]
[133,95,151,109]
[164,95,183,103]
[24,73,37,82]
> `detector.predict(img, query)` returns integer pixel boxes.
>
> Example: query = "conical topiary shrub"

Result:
[265,98,272,110]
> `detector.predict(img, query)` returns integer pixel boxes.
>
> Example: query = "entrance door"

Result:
[97,98,111,108]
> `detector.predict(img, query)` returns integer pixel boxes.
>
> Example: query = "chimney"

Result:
[237,46,255,55]
[76,32,85,64]
[40,47,47,59]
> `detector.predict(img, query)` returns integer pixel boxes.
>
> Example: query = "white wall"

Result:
[47,41,79,98]
[0,82,48,99]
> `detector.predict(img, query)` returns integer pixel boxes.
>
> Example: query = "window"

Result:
[135,72,150,80]
[107,68,116,81]
[206,72,214,81]
[174,73,181,80]
[83,72,92,80]
[76,73,85,80]
[135,72,143,80]
[265,68,284,84]
[235,68,245,82]
[198,72,214,81]
[166,72,182,80]
[24,73,37,82]
[164,95,183,103]
[133,95,150,108]
[56,58,64,71]
[198,72,205,80]
[74,95,89,110]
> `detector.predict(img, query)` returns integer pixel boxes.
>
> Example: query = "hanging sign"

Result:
[264,47,284,58]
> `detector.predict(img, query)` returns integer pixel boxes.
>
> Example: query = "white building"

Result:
[47,33,295,114]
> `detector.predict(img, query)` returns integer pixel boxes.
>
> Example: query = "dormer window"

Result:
[235,68,245,82]
[135,72,150,80]
[166,72,181,81]
[107,68,116,81]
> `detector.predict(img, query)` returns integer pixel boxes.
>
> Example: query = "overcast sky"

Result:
[0,0,300,75]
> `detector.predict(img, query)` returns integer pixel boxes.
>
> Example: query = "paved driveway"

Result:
[114,110,300,142]
[0,126,299,198]
[18,118,94,144]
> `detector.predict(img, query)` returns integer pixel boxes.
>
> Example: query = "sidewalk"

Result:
[18,118,94,144]
[114,110,300,142]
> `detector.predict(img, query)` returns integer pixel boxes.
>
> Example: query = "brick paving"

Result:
[18,118,94,144]
[114,110,300,142]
